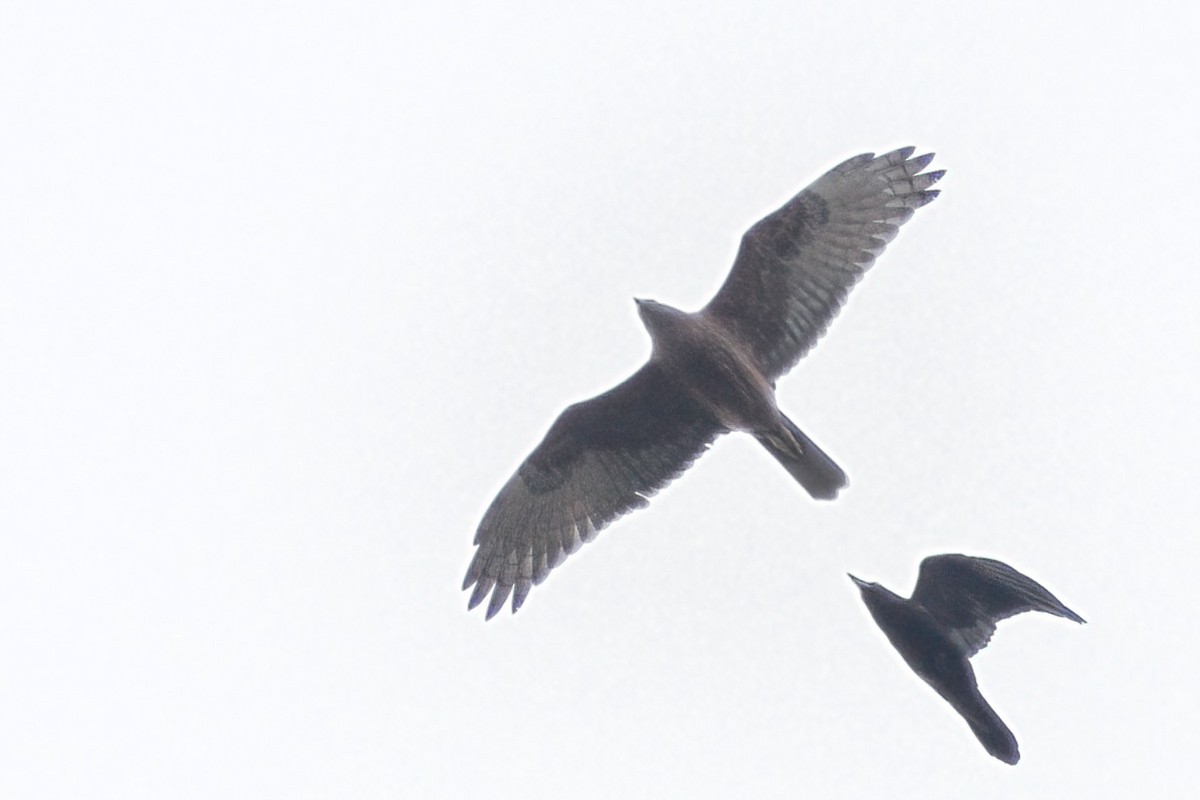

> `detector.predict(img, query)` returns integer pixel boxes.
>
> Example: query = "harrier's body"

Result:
[465,147,945,618]
[635,297,844,499]
[636,299,776,434]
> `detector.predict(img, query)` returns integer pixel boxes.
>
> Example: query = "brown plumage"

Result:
[466,147,945,618]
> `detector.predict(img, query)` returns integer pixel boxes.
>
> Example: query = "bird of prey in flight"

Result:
[465,147,944,619]
[850,554,1085,764]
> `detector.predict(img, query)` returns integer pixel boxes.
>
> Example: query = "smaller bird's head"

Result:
[849,573,890,609]
[848,573,876,593]
[849,573,905,622]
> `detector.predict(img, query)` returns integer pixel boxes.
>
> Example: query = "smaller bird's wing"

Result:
[703,147,943,381]
[464,362,724,619]
[912,554,1085,657]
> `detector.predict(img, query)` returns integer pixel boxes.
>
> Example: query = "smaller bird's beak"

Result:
[634,297,646,307]
[848,573,869,589]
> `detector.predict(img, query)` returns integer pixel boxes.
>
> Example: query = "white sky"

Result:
[3,1,1197,797]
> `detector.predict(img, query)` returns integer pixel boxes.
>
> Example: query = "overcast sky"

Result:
[3,2,1197,797]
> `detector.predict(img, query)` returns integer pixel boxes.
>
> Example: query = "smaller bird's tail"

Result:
[961,698,1020,765]
[755,414,847,500]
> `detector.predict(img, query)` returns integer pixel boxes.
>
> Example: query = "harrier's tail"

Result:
[755,414,846,500]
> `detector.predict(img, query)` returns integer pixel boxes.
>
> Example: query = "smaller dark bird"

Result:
[849,554,1084,765]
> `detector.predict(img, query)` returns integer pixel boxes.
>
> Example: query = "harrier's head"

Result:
[634,298,686,343]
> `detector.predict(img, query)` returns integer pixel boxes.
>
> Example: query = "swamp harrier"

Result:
[466,147,944,618]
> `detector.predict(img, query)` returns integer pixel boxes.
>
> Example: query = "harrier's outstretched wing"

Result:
[912,554,1086,657]
[464,363,723,619]
[704,147,944,381]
